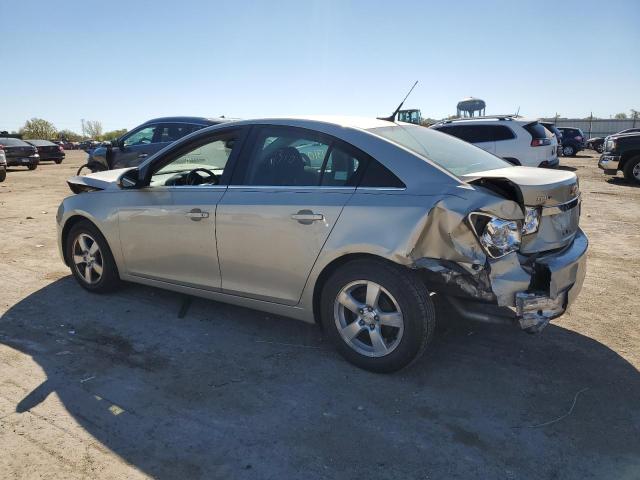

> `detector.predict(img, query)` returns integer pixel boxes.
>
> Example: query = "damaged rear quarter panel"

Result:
[302,183,527,310]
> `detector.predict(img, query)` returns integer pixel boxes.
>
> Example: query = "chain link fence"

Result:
[539,118,639,139]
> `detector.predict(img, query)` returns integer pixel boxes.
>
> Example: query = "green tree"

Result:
[614,112,628,119]
[82,119,103,139]
[20,118,58,139]
[57,129,83,141]
[101,129,127,141]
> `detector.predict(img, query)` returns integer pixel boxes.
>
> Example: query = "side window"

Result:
[243,127,329,186]
[157,123,200,143]
[321,145,365,187]
[123,125,158,147]
[359,159,405,188]
[149,131,239,187]
[491,126,515,141]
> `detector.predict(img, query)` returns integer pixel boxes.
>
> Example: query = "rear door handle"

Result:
[291,209,324,225]
[137,153,149,159]
[187,208,209,221]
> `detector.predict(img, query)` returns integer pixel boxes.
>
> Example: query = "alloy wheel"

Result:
[334,280,404,357]
[72,233,104,285]
[563,145,574,156]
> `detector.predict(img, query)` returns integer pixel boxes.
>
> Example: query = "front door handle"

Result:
[187,208,209,221]
[291,209,324,225]
[137,153,149,159]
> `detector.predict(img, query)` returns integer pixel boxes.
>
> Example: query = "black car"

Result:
[0,137,40,170]
[540,122,563,157]
[82,116,231,172]
[25,139,65,164]
[588,128,640,153]
[557,127,585,156]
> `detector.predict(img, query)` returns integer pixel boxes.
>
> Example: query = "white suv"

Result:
[430,116,559,168]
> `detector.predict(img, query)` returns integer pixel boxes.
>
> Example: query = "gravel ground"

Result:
[0,150,638,479]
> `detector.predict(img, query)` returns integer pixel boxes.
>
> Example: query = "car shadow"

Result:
[557,165,577,172]
[1,277,639,479]
[606,177,640,188]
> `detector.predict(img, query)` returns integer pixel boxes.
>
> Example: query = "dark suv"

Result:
[557,127,585,156]
[540,122,563,157]
[82,116,231,172]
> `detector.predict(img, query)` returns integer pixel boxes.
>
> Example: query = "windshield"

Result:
[368,125,510,176]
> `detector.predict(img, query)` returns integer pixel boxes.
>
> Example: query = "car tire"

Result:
[320,258,435,373]
[623,155,640,185]
[0,168,6,182]
[55,159,63,164]
[27,163,37,171]
[563,145,576,156]
[66,220,120,293]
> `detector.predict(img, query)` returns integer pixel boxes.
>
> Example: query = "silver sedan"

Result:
[57,117,587,372]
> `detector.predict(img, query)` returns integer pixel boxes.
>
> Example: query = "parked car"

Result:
[598,132,640,184]
[79,140,101,152]
[588,128,640,153]
[25,139,65,164]
[430,116,559,168]
[0,147,6,182]
[0,137,39,170]
[557,127,585,156]
[540,122,563,158]
[58,117,587,372]
[82,116,231,173]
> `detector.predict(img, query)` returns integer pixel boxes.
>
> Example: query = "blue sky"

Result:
[1,0,638,132]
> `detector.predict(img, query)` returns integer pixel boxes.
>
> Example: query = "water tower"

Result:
[457,97,486,117]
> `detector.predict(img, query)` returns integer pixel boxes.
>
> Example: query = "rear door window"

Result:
[157,123,202,143]
[489,126,515,141]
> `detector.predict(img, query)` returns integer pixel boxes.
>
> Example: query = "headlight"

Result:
[469,213,521,258]
[605,139,616,152]
[522,207,540,235]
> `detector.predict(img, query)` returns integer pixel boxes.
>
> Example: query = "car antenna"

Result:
[515,106,520,116]
[377,80,419,123]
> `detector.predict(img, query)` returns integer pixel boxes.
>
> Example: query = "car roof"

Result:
[139,116,234,126]
[25,139,55,145]
[224,115,397,131]
[609,131,640,139]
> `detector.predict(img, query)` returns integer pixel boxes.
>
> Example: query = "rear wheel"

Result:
[55,159,63,164]
[623,155,640,185]
[321,259,435,373]
[27,163,37,171]
[562,145,576,156]
[0,168,6,182]
[66,221,120,293]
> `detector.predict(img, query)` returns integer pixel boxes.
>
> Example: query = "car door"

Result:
[117,127,246,290]
[491,125,516,158]
[112,123,162,169]
[216,125,365,305]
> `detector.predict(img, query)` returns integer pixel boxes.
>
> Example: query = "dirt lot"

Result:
[0,150,638,479]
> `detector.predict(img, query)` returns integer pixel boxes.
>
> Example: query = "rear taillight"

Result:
[575,136,583,141]
[0,144,4,152]
[59,145,64,152]
[531,138,551,147]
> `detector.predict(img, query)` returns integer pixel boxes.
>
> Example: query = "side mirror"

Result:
[118,168,141,189]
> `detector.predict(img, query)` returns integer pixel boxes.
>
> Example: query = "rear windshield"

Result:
[523,122,547,139]
[26,139,55,146]
[368,125,510,176]
[0,138,30,147]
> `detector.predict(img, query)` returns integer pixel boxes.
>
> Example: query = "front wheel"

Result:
[66,220,120,293]
[0,168,6,182]
[596,144,604,153]
[27,163,37,171]
[623,155,640,185]
[55,159,63,164]
[321,259,435,373]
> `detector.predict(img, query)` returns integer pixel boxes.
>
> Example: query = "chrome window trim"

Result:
[226,185,356,191]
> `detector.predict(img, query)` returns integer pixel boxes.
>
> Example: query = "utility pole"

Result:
[588,112,593,138]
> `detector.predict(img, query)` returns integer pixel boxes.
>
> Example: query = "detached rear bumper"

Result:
[514,228,588,330]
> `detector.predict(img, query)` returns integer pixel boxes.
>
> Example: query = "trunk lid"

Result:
[4,145,37,158]
[464,166,580,253]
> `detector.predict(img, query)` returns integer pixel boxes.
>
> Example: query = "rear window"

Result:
[26,139,55,146]
[523,122,547,139]
[0,138,30,146]
[369,125,510,176]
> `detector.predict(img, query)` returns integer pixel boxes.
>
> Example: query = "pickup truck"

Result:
[598,132,640,184]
